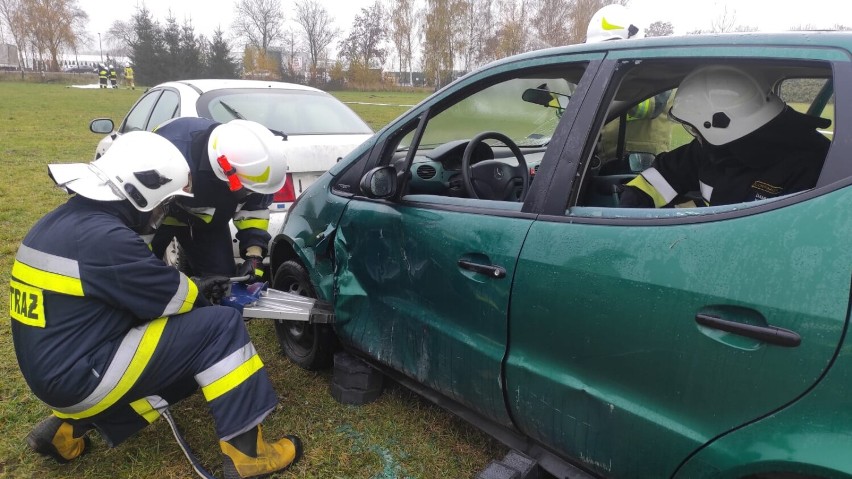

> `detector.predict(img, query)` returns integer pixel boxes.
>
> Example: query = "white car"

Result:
[89,79,374,260]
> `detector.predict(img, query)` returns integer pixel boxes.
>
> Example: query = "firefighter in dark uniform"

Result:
[12,131,302,478]
[109,64,118,88]
[97,63,108,88]
[620,65,831,208]
[151,117,288,282]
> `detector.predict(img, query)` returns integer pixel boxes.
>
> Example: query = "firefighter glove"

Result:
[193,276,231,304]
[236,256,265,284]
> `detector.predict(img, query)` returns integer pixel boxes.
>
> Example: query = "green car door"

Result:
[333,199,534,424]
[506,187,852,478]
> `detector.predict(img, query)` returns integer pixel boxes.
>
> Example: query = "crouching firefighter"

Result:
[10,131,303,478]
[150,117,288,283]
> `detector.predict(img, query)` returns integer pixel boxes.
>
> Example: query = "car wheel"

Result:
[272,260,336,370]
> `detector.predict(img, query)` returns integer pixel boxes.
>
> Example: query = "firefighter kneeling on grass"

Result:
[10,131,303,478]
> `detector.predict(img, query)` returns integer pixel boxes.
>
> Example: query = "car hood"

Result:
[282,134,373,174]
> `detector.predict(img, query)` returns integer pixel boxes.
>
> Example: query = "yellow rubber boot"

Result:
[220,425,302,479]
[26,415,89,464]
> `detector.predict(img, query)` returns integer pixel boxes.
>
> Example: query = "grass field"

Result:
[0,82,508,479]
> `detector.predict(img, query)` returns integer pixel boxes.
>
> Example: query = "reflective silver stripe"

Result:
[233,209,270,221]
[185,206,216,217]
[160,274,191,316]
[195,343,257,387]
[699,181,713,202]
[52,323,148,414]
[15,244,80,279]
[640,168,679,204]
[145,395,169,411]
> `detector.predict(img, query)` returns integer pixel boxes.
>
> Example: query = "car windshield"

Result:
[402,76,577,150]
[198,89,373,135]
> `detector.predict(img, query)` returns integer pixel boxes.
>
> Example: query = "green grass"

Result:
[0,82,500,479]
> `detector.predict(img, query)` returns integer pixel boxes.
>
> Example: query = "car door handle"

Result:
[695,313,801,348]
[457,259,506,279]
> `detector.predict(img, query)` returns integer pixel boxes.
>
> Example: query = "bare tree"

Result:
[645,20,674,37]
[0,0,27,69]
[389,0,418,84]
[24,0,88,71]
[338,1,386,69]
[294,0,339,84]
[231,0,284,52]
[709,4,737,33]
[421,0,466,88]
[490,0,530,58]
[459,0,493,71]
[531,0,571,48]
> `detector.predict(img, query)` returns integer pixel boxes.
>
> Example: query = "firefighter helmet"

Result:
[48,131,192,211]
[669,65,785,146]
[206,119,288,194]
[586,4,644,43]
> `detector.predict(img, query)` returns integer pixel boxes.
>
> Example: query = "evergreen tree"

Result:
[129,6,167,86]
[179,21,203,79]
[204,27,239,79]
[162,14,181,79]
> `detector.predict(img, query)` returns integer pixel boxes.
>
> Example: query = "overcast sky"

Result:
[75,0,852,52]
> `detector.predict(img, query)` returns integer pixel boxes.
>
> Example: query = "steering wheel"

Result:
[461,131,530,201]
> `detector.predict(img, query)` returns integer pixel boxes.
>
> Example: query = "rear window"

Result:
[197,89,372,135]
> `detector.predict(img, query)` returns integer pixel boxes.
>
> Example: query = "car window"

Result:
[146,89,180,131]
[121,90,162,133]
[379,65,587,203]
[572,58,834,213]
[198,89,372,135]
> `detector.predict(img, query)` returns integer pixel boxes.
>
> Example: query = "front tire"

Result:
[272,260,337,370]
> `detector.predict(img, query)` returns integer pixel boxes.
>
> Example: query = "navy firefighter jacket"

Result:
[153,117,273,257]
[9,197,204,407]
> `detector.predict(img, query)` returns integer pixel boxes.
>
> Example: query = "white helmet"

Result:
[670,65,785,146]
[207,119,288,194]
[586,4,644,43]
[48,131,192,211]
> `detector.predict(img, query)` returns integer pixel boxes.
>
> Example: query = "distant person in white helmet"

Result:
[619,64,831,208]
[587,3,675,160]
[151,117,288,283]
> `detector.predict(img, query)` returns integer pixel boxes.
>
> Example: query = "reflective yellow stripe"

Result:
[129,398,161,424]
[192,213,214,224]
[180,279,199,314]
[238,166,270,183]
[9,279,46,327]
[11,261,83,296]
[201,354,264,402]
[233,218,269,231]
[53,318,168,420]
[161,216,188,226]
[601,17,624,31]
[626,175,669,208]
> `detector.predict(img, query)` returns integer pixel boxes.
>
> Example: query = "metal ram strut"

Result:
[221,278,335,324]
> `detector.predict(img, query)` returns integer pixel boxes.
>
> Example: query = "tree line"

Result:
[2,0,849,89]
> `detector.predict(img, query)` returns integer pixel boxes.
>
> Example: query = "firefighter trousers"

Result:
[51,306,277,446]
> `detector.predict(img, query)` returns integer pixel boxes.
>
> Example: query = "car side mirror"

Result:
[90,118,114,134]
[360,166,398,199]
[628,152,655,173]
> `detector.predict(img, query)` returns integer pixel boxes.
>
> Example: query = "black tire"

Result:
[272,260,337,370]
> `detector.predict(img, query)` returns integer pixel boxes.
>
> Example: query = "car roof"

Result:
[483,30,852,70]
[155,79,327,95]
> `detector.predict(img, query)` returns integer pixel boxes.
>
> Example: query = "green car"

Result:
[268,32,852,478]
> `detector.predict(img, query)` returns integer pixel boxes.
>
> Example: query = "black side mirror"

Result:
[360,166,398,199]
[89,118,114,134]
